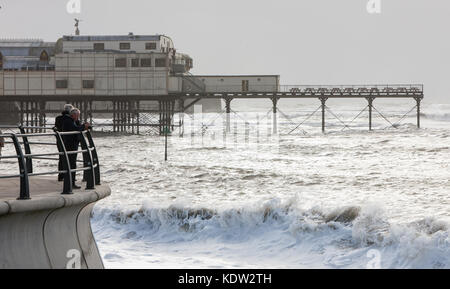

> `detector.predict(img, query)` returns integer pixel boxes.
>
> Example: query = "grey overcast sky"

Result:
[0,0,449,103]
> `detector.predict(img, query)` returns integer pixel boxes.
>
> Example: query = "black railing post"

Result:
[79,131,95,190]
[11,134,31,200]
[85,130,101,185]
[18,125,33,174]
[54,129,73,194]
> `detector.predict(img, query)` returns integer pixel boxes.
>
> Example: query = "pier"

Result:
[0,84,424,135]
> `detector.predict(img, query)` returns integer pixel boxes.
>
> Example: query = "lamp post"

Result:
[164,126,170,161]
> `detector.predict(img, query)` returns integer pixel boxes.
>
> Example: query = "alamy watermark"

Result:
[367,0,381,14]
[366,249,382,269]
[66,249,81,269]
[67,0,81,14]
[65,0,379,15]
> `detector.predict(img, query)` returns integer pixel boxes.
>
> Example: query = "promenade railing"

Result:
[0,125,101,200]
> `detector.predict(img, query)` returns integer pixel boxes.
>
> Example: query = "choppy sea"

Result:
[3,100,450,268]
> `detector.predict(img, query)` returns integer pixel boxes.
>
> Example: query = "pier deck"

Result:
[0,84,424,134]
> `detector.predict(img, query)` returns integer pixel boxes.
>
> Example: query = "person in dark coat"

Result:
[62,108,90,189]
[55,104,73,132]
[56,104,73,181]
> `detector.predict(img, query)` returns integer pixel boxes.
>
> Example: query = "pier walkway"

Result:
[0,84,424,134]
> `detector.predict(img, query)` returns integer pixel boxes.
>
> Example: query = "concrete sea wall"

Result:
[0,185,110,269]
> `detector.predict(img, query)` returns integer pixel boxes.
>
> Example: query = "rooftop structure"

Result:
[0,39,55,71]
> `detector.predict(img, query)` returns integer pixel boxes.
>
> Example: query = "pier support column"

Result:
[129,101,133,133]
[123,101,126,133]
[320,97,328,133]
[225,98,232,133]
[179,99,185,137]
[118,101,122,132]
[82,101,88,124]
[415,97,422,129]
[33,101,38,132]
[367,97,374,131]
[136,100,141,135]
[112,101,117,132]
[122,101,126,132]
[88,101,93,125]
[271,97,279,134]
[130,101,135,135]
[171,100,175,132]
[38,101,46,132]
[20,101,24,127]
[25,102,29,129]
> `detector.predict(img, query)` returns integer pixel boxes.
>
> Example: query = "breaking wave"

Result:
[92,199,449,268]
[422,112,450,122]
[422,104,450,122]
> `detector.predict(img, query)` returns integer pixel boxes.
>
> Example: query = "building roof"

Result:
[62,35,162,42]
[0,39,55,48]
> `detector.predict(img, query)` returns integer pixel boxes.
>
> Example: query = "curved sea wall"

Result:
[0,185,110,269]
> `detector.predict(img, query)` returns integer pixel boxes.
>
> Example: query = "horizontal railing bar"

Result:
[58,131,84,136]
[72,167,92,172]
[23,152,63,158]
[66,150,88,155]
[15,133,56,137]
[28,170,67,177]
[3,141,56,146]
[24,142,56,146]
[76,160,99,164]
[0,155,19,159]
[31,157,60,161]
[0,174,23,179]
[19,126,55,130]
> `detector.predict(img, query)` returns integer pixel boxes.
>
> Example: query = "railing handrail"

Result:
[179,84,424,94]
[0,126,101,199]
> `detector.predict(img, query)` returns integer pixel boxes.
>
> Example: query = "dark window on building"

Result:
[56,80,68,89]
[83,80,95,89]
[120,43,131,50]
[0,52,3,69]
[115,58,127,68]
[145,42,157,50]
[140,58,152,67]
[155,58,166,67]
[40,50,49,62]
[93,43,105,51]
[131,58,139,67]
